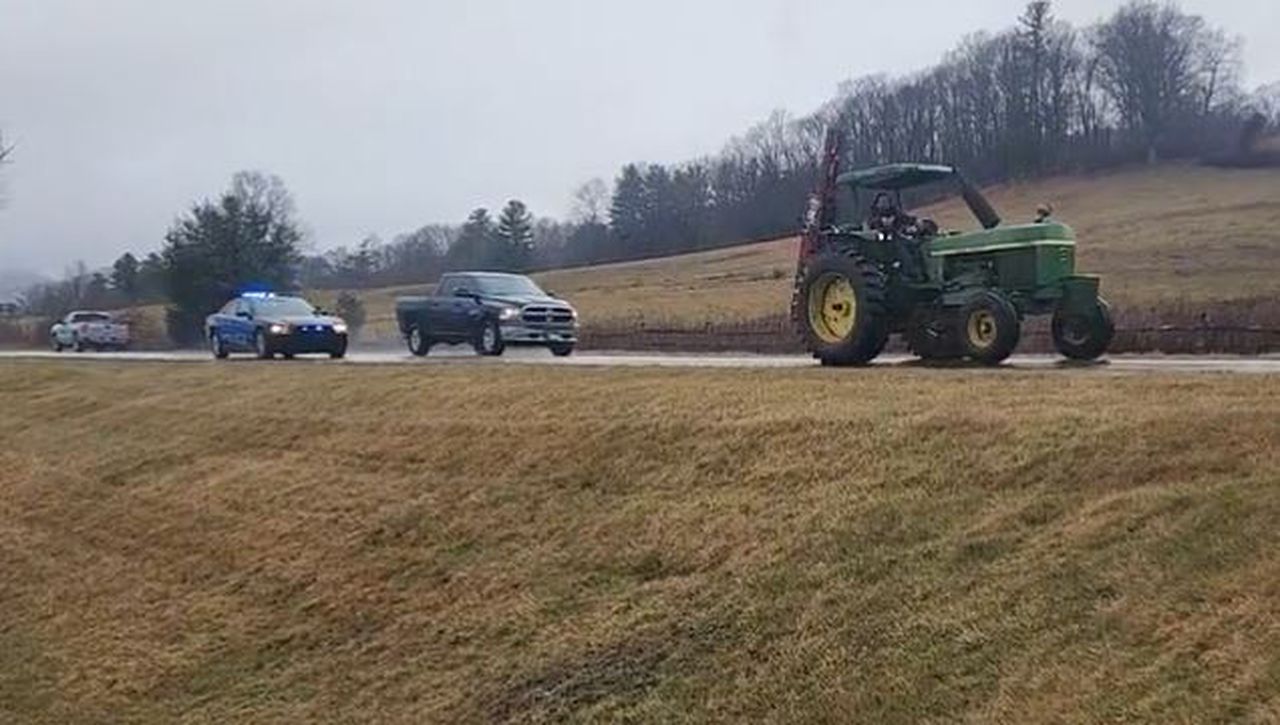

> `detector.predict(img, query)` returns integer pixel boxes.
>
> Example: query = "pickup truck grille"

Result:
[521,306,575,326]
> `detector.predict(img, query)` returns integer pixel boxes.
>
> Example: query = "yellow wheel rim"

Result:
[807,273,858,344]
[967,310,998,349]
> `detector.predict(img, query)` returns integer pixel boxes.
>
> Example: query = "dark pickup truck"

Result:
[394,272,578,357]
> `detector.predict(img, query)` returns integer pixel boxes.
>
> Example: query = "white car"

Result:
[50,311,131,352]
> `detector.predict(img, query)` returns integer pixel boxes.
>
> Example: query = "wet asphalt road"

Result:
[3,348,1279,374]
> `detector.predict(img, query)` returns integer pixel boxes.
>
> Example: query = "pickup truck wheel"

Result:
[209,330,229,359]
[51,337,64,352]
[254,330,273,360]
[407,326,431,357]
[474,320,505,356]
[73,335,86,353]
[549,343,574,357]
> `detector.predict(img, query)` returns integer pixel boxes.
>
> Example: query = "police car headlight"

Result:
[332,322,349,334]
[498,306,521,321]
[268,323,290,335]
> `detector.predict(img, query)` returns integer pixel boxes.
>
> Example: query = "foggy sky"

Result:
[1,0,1277,276]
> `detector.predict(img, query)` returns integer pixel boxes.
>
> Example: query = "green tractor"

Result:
[792,136,1114,366]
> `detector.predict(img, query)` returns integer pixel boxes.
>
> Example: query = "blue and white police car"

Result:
[205,292,349,360]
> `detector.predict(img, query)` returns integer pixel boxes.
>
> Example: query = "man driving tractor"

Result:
[868,192,916,235]
[867,192,931,279]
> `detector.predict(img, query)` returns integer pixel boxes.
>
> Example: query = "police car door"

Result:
[231,298,256,349]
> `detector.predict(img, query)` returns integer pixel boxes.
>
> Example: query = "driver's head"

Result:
[871,192,896,216]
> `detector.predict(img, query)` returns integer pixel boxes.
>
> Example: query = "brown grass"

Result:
[2,361,1279,722]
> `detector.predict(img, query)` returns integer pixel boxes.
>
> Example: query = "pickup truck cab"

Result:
[395,272,578,357]
[50,311,130,352]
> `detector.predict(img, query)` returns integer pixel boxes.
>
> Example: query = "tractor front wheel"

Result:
[793,251,889,366]
[959,291,1021,365]
[1052,297,1114,361]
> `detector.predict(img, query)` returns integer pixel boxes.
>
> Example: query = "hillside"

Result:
[349,163,1280,341]
[2,361,1279,721]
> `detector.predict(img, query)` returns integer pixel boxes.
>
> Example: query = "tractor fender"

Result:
[1059,275,1102,312]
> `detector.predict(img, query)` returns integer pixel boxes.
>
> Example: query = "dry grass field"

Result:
[2,360,1279,722]
[348,162,1280,341]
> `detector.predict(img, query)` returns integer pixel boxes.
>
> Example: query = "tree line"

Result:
[298,0,1273,288]
[17,1,1280,342]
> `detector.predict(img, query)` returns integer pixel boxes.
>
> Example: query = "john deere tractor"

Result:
[792,134,1114,366]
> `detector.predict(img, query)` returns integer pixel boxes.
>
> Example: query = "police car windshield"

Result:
[473,275,544,296]
[253,297,314,316]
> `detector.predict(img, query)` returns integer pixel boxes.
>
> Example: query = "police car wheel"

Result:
[254,330,272,359]
[210,330,229,359]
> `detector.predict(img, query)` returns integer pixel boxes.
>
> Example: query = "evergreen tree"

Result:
[608,164,647,258]
[85,273,111,307]
[161,171,302,343]
[138,252,166,301]
[496,199,534,271]
[110,252,140,302]
[447,208,496,270]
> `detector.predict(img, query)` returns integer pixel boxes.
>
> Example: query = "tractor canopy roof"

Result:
[836,163,957,191]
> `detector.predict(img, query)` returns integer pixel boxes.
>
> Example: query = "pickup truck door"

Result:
[420,296,452,336]
[445,289,482,336]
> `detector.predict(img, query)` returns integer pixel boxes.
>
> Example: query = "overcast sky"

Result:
[1,0,1277,276]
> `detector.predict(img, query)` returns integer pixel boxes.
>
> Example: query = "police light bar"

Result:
[240,291,276,299]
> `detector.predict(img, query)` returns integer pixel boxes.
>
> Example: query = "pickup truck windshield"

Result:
[473,276,545,296]
[254,297,315,316]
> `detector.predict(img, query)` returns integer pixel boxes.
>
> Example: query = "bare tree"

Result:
[1254,83,1280,127]
[570,178,610,225]
[1195,29,1244,115]
[230,170,295,222]
[1092,1,1222,163]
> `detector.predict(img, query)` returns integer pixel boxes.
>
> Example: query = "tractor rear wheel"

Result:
[792,251,889,366]
[1052,297,1114,361]
[958,291,1021,365]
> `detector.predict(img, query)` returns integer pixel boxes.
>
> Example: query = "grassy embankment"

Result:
[2,360,1278,721]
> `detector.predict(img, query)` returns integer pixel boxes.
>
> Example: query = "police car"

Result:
[205,292,349,360]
